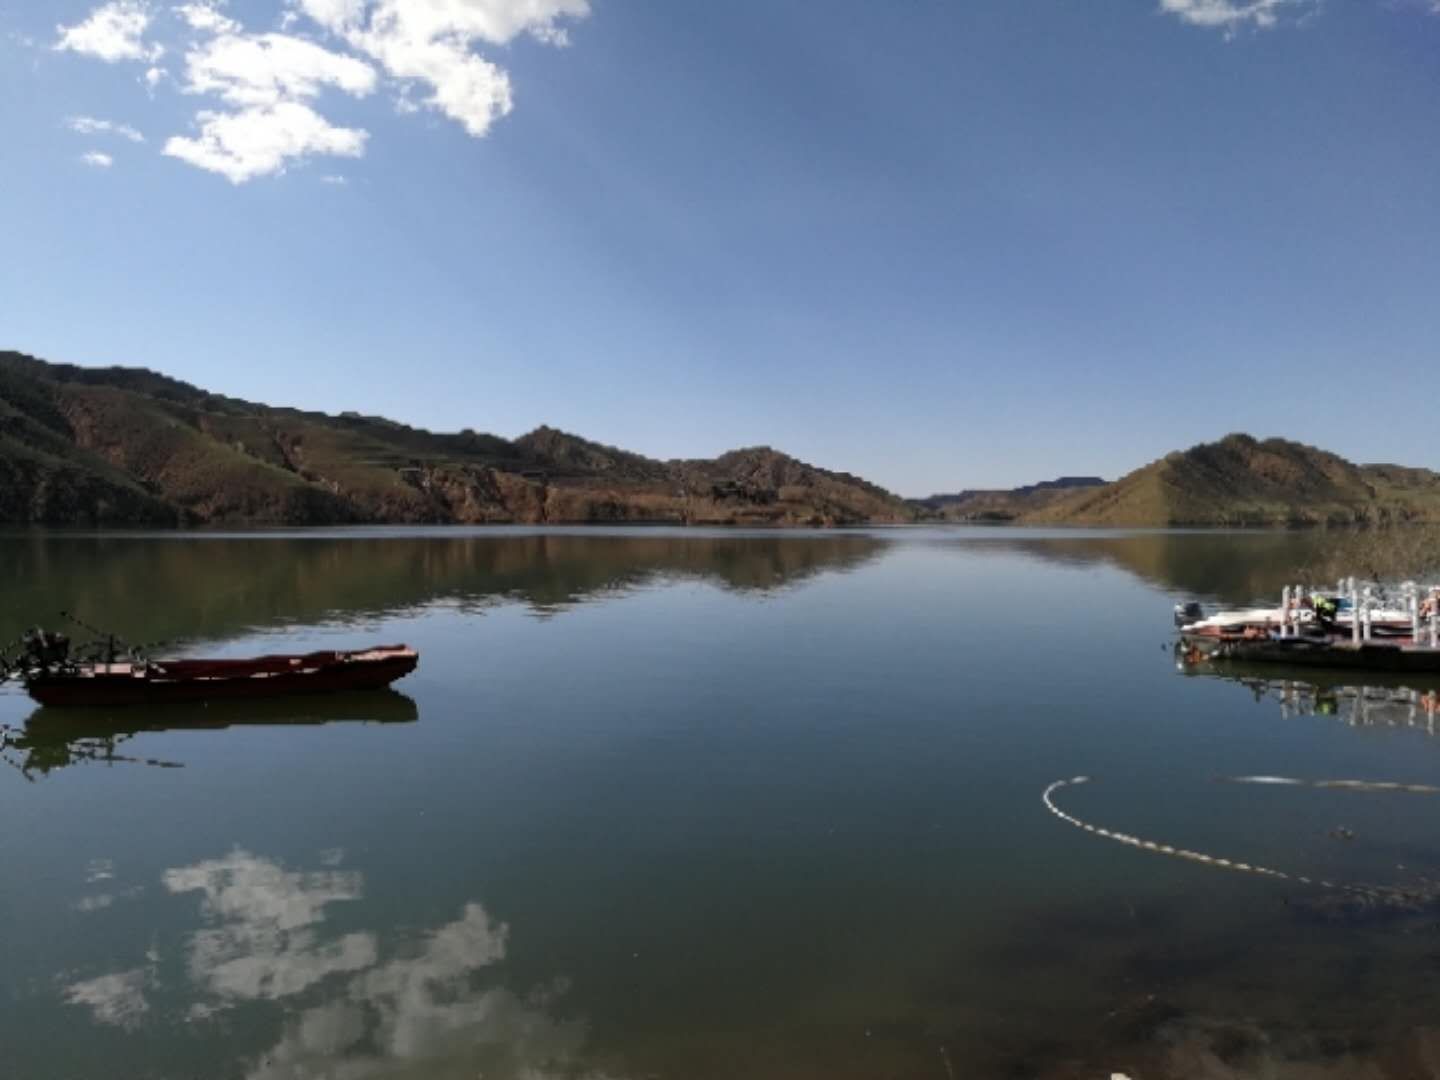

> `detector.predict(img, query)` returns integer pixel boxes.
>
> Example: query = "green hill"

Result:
[0,351,915,527]
[1024,434,1440,526]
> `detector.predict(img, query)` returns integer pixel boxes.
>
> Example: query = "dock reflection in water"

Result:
[1178,653,1440,738]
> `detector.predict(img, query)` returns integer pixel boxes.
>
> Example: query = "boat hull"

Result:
[24,647,418,708]
[1180,633,1440,673]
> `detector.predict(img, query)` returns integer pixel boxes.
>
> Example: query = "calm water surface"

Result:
[3,527,1439,1079]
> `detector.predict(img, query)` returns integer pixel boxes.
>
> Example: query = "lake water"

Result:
[3,527,1440,1079]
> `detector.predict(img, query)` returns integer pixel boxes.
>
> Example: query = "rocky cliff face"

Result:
[0,352,916,527]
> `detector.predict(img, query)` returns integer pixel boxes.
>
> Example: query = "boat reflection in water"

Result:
[1177,647,1440,734]
[0,690,418,779]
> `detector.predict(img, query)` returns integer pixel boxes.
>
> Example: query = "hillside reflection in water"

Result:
[0,530,887,645]
[955,529,1340,606]
[7,527,1440,1078]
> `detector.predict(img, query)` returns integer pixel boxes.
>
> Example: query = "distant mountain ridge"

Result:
[8,353,1440,529]
[915,476,1106,521]
[0,351,914,526]
[1023,434,1440,526]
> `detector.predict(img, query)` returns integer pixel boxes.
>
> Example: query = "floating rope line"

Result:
[1042,776,1439,904]
[1221,775,1440,795]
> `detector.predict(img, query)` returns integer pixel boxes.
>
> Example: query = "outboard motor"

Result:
[1173,601,1204,628]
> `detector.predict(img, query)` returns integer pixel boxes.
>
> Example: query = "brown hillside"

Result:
[0,351,914,527]
[1024,434,1440,526]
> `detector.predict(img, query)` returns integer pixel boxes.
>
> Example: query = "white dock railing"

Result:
[1242,579,1440,647]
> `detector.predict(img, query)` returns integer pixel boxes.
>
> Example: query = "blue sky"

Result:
[2,0,1438,496]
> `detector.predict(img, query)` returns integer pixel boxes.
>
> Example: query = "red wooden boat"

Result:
[20,646,418,707]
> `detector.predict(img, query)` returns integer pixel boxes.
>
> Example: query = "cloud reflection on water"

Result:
[62,849,623,1080]
[64,967,151,1029]
[164,850,377,1006]
[248,903,604,1080]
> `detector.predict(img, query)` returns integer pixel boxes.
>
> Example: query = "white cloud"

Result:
[80,150,115,167]
[352,28,512,137]
[319,173,349,184]
[1158,0,1315,31]
[59,0,593,183]
[531,22,573,47]
[174,2,241,35]
[296,0,589,136]
[295,0,367,33]
[180,30,376,107]
[315,0,592,47]
[164,102,368,182]
[67,115,147,142]
[56,1,164,62]
[161,19,376,181]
